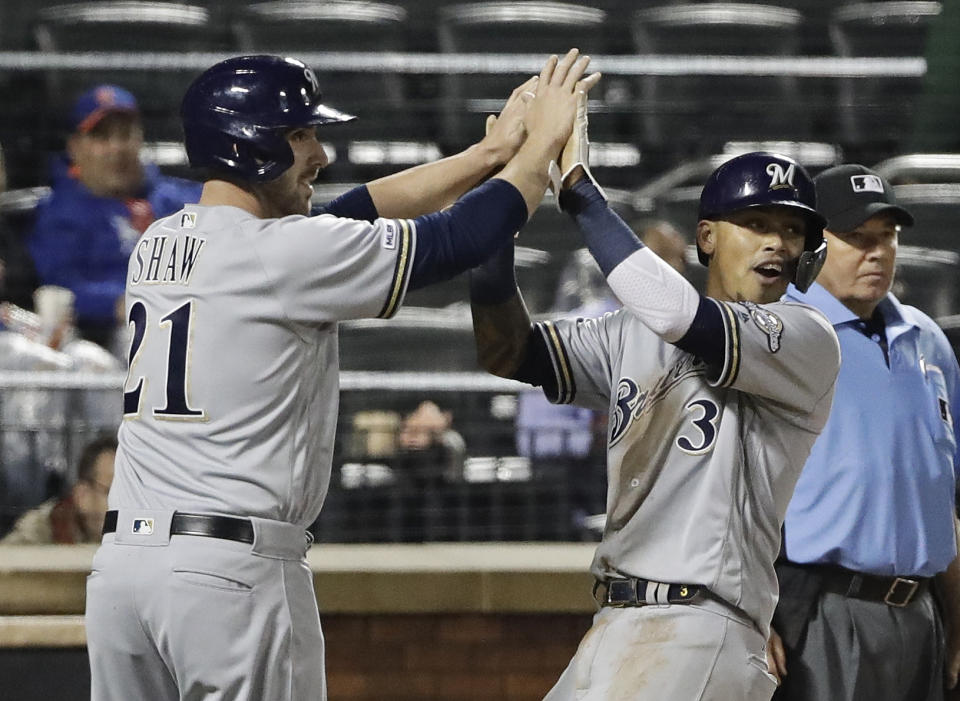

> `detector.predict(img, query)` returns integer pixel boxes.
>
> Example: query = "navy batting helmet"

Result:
[181,55,354,183]
[697,151,827,292]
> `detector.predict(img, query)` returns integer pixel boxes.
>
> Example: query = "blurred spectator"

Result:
[1,434,116,544]
[28,84,201,350]
[635,218,688,275]
[396,400,466,484]
[392,400,466,542]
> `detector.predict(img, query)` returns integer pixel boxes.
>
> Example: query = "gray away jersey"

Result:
[539,299,840,633]
[112,205,415,527]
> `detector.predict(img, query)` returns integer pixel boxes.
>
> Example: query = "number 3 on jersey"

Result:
[123,300,206,420]
[676,399,719,455]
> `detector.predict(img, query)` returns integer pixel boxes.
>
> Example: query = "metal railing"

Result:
[0,368,607,543]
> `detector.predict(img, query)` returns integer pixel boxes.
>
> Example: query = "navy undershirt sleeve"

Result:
[408,179,527,290]
[559,179,642,275]
[317,184,379,222]
[673,297,725,370]
[514,328,558,396]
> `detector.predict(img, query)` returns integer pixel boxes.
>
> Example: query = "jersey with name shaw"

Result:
[111,204,415,528]
[538,299,839,634]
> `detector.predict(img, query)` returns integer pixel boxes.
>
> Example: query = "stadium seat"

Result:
[871,155,960,319]
[890,183,960,252]
[33,2,213,141]
[631,3,809,158]
[437,2,609,151]
[893,243,960,319]
[830,1,943,156]
[873,152,960,185]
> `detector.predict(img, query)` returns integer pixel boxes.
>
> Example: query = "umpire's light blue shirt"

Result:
[783,283,960,577]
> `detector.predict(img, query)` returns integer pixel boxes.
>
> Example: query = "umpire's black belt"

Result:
[783,561,929,608]
[103,510,255,544]
[593,577,703,608]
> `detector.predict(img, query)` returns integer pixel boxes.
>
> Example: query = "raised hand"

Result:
[524,49,599,157]
[482,75,539,162]
[552,72,604,199]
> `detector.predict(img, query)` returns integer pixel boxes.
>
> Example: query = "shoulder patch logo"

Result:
[850,174,884,194]
[180,212,197,229]
[739,301,783,352]
[382,220,397,250]
[766,162,796,190]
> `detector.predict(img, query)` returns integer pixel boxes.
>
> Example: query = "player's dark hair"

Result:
[77,434,118,483]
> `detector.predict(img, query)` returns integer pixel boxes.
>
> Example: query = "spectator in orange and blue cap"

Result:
[29,85,201,351]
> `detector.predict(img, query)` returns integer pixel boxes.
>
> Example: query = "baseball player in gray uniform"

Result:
[470,150,841,700]
[84,51,600,701]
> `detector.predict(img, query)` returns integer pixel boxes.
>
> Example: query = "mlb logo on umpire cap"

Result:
[132,518,155,535]
[850,174,885,194]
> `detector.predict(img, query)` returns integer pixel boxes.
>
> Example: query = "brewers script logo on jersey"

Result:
[609,355,705,447]
[766,162,796,190]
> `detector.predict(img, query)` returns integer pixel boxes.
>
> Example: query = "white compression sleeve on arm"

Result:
[606,248,701,343]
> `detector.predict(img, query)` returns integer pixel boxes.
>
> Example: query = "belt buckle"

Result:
[593,579,636,607]
[883,577,919,607]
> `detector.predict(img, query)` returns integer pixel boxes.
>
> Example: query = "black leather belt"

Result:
[103,510,255,544]
[783,562,929,608]
[593,577,703,608]
[819,568,928,607]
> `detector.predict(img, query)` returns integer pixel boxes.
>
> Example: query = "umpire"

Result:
[769,164,960,700]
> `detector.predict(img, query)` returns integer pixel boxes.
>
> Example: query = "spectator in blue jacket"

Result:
[29,85,201,349]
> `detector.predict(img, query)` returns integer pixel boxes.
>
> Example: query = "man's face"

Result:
[67,112,144,198]
[698,207,807,304]
[815,214,899,318]
[257,126,329,217]
[398,401,450,452]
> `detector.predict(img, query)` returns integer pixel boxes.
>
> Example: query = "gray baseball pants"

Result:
[544,600,777,700]
[85,509,325,701]
[773,589,944,701]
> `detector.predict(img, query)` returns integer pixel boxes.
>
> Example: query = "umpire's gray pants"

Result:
[774,589,944,701]
[544,600,777,700]
[85,509,325,701]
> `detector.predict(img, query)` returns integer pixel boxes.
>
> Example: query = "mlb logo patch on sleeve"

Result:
[382,220,397,250]
[850,175,884,194]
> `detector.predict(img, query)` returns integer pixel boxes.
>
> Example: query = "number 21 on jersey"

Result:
[123,299,207,421]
